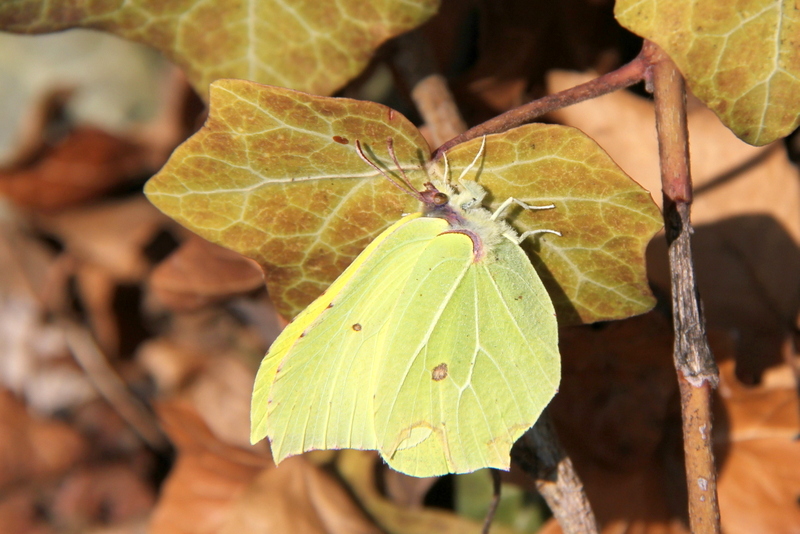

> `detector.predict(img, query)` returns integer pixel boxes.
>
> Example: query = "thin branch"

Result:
[392,29,468,146]
[481,469,502,534]
[512,409,598,534]
[647,40,721,534]
[432,45,650,159]
[63,320,169,451]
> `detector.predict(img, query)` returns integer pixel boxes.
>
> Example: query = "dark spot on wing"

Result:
[432,363,448,381]
[352,323,362,331]
[333,135,349,144]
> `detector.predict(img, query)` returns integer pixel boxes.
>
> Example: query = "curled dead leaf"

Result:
[149,235,264,313]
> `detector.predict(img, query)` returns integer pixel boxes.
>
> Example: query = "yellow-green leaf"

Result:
[0,0,439,98]
[145,80,662,324]
[616,0,800,146]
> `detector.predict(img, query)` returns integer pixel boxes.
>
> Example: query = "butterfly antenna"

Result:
[457,135,487,183]
[441,152,451,184]
[386,138,420,194]
[355,140,423,201]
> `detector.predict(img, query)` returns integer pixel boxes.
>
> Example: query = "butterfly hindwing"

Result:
[375,235,559,476]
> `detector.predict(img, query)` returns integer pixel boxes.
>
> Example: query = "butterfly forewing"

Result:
[259,215,450,462]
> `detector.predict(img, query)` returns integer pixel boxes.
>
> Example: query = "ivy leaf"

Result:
[439,128,662,324]
[145,80,427,318]
[145,80,662,325]
[616,0,800,146]
[0,0,439,98]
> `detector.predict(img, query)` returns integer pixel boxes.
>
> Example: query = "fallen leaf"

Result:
[0,127,148,211]
[149,235,264,312]
[151,400,380,534]
[186,355,259,450]
[0,214,98,413]
[541,313,712,533]
[34,196,170,282]
[0,487,56,534]
[149,401,271,534]
[551,313,678,471]
[219,458,381,534]
[135,339,207,394]
[715,355,800,534]
[51,463,155,527]
[0,389,87,490]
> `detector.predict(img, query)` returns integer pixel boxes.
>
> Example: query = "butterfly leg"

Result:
[494,198,562,244]
[516,227,562,243]
[491,197,555,221]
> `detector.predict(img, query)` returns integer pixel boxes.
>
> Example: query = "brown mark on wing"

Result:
[432,363,448,381]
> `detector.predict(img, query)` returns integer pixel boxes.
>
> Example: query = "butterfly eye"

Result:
[433,192,449,206]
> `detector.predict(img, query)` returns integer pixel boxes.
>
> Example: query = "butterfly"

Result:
[250,137,561,477]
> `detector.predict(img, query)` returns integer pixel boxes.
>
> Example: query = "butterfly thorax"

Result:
[420,180,514,262]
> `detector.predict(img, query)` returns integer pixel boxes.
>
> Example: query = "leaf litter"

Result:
[0,3,798,534]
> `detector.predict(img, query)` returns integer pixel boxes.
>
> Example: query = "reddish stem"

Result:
[432,46,650,159]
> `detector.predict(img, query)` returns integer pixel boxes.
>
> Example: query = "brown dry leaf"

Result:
[0,389,87,490]
[51,463,155,527]
[0,128,148,211]
[544,310,800,533]
[185,355,259,450]
[382,468,438,508]
[219,457,381,534]
[150,400,272,534]
[135,339,208,394]
[0,30,174,167]
[34,196,170,283]
[71,399,144,457]
[715,356,800,534]
[552,314,678,470]
[0,487,56,534]
[149,235,264,312]
[75,262,120,357]
[151,400,379,534]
